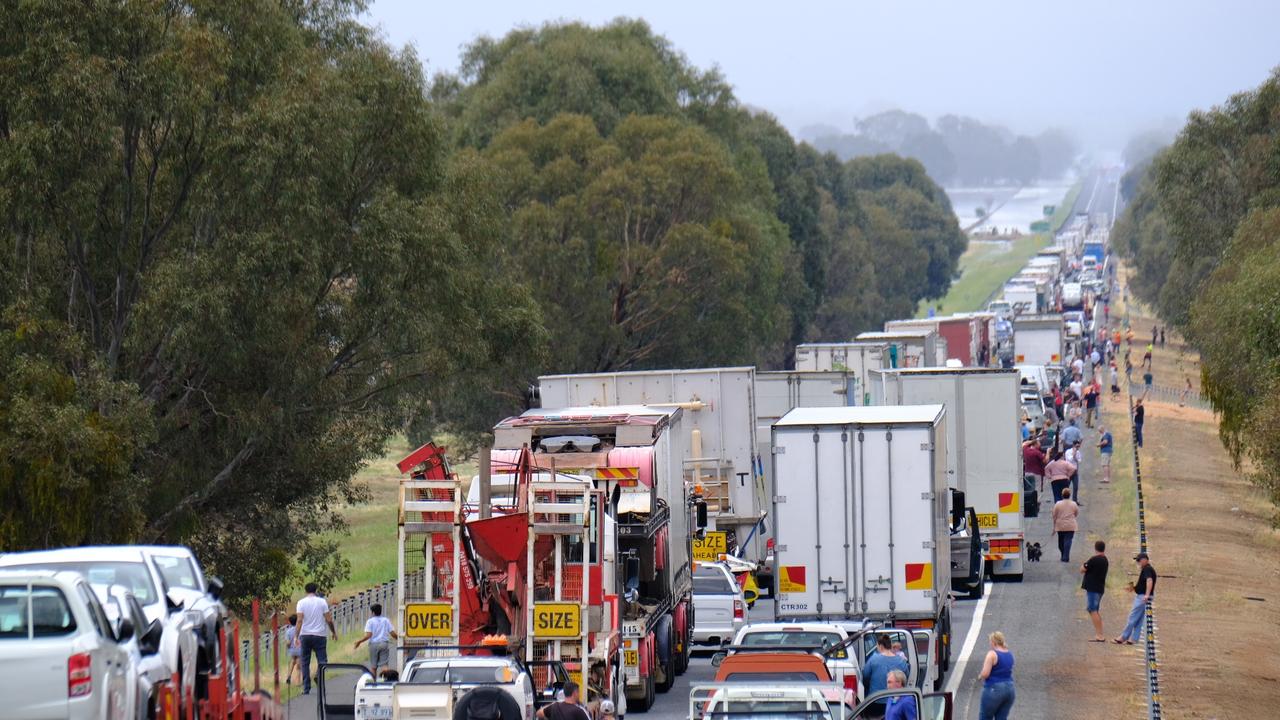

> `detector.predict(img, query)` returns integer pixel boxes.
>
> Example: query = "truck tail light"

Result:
[733,599,744,620]
[68,652,92,698]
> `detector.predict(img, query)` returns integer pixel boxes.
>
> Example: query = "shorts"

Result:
[369,641,391,669]
[1086,591,1103,613]
[1101,453,1112,467]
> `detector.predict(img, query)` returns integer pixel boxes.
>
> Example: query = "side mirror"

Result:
[116,617,135,644]
[696,500,708,530]
[206,576,224,601]
[140,619,164,656]
[949,489,966,529]
[711,651,726,668]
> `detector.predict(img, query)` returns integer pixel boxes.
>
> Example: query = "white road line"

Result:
[945,581,995,697]
[1084,173,1101,214]
[1110,176,1120,225]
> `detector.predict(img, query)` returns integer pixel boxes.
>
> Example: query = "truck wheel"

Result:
[655,619,675,693]
[629,674,655,712]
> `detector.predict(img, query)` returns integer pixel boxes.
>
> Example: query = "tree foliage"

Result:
[1116,68,1280,516]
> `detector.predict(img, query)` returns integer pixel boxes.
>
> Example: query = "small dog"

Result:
[1027,542,1043,562]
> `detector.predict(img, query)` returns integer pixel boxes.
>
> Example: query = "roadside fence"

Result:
[1127,392,1163,720]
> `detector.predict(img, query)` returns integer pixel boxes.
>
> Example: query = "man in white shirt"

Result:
[293,582,336,695]
[354,602,399,677]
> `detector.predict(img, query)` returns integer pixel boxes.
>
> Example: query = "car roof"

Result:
[0,568,88,586]
[409,656,520,667]
[0,546,149,564]
[714,652,832,680]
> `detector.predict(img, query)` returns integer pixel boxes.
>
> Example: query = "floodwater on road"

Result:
[947,183,1074,234]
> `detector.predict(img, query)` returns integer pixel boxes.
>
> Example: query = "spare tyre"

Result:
[454,686,524,720]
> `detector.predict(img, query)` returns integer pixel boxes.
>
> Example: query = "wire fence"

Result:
[1127,392,1163,720]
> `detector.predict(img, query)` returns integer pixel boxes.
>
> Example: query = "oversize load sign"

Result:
[405,602,452,638]
[691,531,727,562]
[533,603,581,638]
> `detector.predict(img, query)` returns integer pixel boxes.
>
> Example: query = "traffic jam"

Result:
[1,214,1109,720]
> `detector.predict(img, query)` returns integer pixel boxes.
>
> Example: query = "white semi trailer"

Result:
[537,368,766,563]
[868,368,1025,582]
[770,405,954,683]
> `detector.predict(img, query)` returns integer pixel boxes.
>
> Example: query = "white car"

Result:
[0,546,230,706]
[92,584,170,720]
[0,569,137,720]
[344,654,571,720]
[691,563,745,648]
[727,623,860,690]
[691,683,840,720]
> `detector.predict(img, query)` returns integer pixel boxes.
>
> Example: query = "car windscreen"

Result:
[407,665,516,684]
[0,585,77,638]
[3,562,156,605]
[740,631,842,652]
[150,555,202,592]
[693,569,736,594]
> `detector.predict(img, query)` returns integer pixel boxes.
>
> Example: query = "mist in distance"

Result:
[366,0,1278,164]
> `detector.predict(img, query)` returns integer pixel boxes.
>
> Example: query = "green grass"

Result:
[917,181,1083,318]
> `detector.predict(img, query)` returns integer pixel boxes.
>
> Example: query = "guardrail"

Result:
[1127,392,1163,720]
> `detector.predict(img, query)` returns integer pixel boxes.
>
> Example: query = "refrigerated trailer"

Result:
[770,405,953,674]
[854,330,942,369]
[793,342,890,386]
[885,316,981,366]
[1012,315,1066,366]
[868,368,1025,581]
[536,368,765,563]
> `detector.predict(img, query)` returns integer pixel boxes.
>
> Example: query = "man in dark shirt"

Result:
[1083,385,1099,427]
[1133,398,1146,448]
[1080,540,1110,641]
[1115,553,1157,644]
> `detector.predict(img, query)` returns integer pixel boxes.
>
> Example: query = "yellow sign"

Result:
[779,565,806,593]
[532,603,581,638]
[692,531,727,562]
[404,603,453,638]
[624,649,639,666]
[976,513,999,529]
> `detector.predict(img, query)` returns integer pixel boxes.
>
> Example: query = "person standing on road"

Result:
[883,669,917,720]
[1083,383,1099,428]
[1022,438,1047,495]
[978,631,1015,720]
[1081,541,1110,642]
[1143,368,1154,396]
[353,602,399,679]
[1065,440,1084,504]
[294,582,337,695]
[1160,328,1166,347]
[1097,425,1113,483]
[863,633,910,715]
[1133,398,1146,448]
[1115,553,1157,645]
[1045,449,1075,504]
[1051,488,1079,562]
[1180,377,1192,407]
[537,681,592,720]
[1142,344,1153,370]
[284,614,301,686]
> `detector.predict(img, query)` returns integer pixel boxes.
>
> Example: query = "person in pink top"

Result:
[1052,488,1080,562]
[1044,448,1077,503]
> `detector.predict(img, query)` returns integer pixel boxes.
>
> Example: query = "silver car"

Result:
[691,563,745,648]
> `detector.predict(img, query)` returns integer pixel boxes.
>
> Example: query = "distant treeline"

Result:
[808,110,1078,186]
[1113,68,1280,513]
[0,7,965,602]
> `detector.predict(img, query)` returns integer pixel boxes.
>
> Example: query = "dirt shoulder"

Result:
[1054,266,1280,718]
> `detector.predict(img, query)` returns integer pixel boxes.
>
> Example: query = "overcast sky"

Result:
[364,0,1279,153]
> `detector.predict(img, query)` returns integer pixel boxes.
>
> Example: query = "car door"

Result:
[859,627,919,690]
[317,662,373,720]
[76,581,130,720]
[851,689,951,720]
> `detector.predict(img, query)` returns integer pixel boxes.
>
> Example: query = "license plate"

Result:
[363,707,393,720]
[624,649,639,666]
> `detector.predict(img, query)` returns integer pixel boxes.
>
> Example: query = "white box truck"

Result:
[1001,282,1039,315]
[868,368,1025,581]
[793,342,889,382]
[536,367,767,563]
[854,330,942,369]
[770,405,953,676]
[1012,315,1065,366]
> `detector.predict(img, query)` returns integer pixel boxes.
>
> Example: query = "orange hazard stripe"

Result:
[594,467,639,480]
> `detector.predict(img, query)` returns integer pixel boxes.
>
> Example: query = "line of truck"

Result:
[333,219,1115,719]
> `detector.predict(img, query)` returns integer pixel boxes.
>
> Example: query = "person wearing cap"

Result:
[597,699,617,720]
[1114,553,1157,645]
